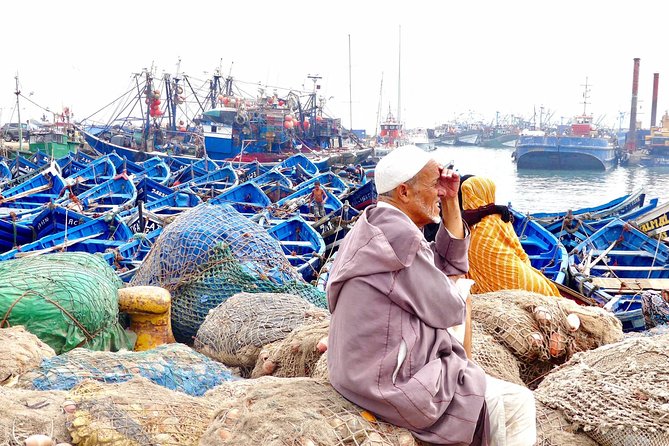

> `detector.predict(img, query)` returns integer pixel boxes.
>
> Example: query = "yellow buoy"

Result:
[118,286,176,351]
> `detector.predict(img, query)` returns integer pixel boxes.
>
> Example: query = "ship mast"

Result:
[397,25,402,126]
[581,77,591,117]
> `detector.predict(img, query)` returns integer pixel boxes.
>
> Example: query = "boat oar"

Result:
[585,237,619,275]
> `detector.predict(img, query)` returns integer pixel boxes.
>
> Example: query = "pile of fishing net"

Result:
[201,377,419,446]
[130,203,326,343]
[471,290,623,386]
[534,400,598,446]
[251,319,330,379]
[18,343,237,397]
[0,386,71,445]
[0,326,55,386]
[535,334,669,446]
[194,292,329,376]
[65,377,217,446]
[0,252,135,354]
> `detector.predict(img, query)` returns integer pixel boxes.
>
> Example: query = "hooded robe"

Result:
[326,203,488,445]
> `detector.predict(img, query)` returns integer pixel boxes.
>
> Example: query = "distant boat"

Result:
[407,128,435,151]
[513,80,618,170]
[638,111,669,166]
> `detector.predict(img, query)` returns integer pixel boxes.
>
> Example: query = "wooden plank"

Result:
[588,277,669,290]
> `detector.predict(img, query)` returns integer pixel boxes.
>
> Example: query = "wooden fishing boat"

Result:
[511,207,568,285]
[0,160,11,183]
[208,182,271,216]
[175,165,238,197]
[0,165,66,206]
[295,172,350,196]
[530,190,646,231]
[0,214,134,261]
[57,173,137,213]
[267,215,326,282]
[102,227,163,282]
[60,155,116,184]
[339,180,377,211]
[568,218,669,331]
[0,214,33,253]
[632,200,669,241]
[123,190,202,233]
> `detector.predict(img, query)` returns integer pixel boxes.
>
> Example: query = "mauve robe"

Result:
[327,204,489,445]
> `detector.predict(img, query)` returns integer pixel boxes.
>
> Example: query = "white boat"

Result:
[407,128,436,151]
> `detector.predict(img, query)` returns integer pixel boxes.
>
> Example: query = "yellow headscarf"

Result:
[460,177,560,296]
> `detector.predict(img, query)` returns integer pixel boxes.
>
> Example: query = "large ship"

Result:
[512,80,618,170]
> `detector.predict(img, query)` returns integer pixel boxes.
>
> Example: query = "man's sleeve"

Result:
[432,222,470,276]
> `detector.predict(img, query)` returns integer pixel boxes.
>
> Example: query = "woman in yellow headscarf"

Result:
[460,176,560,297]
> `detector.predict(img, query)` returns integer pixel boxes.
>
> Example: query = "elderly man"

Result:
[326,145,536,445]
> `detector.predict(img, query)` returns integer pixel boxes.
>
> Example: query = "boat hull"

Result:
[514,136,617,170]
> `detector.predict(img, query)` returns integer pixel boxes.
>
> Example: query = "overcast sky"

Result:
[2,0,668,134]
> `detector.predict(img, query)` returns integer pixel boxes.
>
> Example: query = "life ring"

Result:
[176,85,184,95]
[235,113,248,126]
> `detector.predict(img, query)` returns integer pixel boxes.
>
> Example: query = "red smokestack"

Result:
[627,58,640,152]
[651,73,659,128]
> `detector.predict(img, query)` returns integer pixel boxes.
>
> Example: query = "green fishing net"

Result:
[0,252,135,354]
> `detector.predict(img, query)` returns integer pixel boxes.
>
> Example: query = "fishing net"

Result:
[311,354,329,382]
[251,319,330,379]
[0,326,55,386]
[535,334,669,446]
[66,377,217,446]
[0,252,136,354]
[470,322,524,386]
[18,343,237,397]
[471,290,623,385]
[535,400,598,446]
[0,387,70,445]
[641,290,669,328]
[130,203,326,343]
[194,292,329,372]
[200,376,419,446]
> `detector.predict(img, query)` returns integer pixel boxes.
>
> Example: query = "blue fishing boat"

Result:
[134,176,176,203]
[0,214,134,261]
[208,182,271,216]
[0,214,33,253]
[276,154,319,179]
[275,186,346,219]
[569,218,669,331]
[176,165,238,197]
[531,191,646,232]
[510,207,568,285]
[513,80,618,170]
[0,160,11,183]
[295,172,350,195]
[124,190,202,233]
[0,166,66,206]
[266,215,325,282]
[59,155,116,184]
[24,205,92,240]
[102,227,163,281]
[339,180,377,211]
[8,156,42,177]
[56,174,137,213]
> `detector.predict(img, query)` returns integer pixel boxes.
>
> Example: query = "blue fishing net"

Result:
[130,203,326,342]
[20,343,237,396]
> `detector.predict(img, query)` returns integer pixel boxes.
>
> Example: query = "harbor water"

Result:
[433,145,669,214]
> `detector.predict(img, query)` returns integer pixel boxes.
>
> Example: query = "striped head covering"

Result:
[460,177,560,296]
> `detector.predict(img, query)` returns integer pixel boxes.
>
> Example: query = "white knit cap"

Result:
[374,145,435,194]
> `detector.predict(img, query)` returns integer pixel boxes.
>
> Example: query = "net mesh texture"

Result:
[194,292,329,372]
[130,203,326,343]
[535,334,669,446]
[18,343,237,397]
[0,252,135,354]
